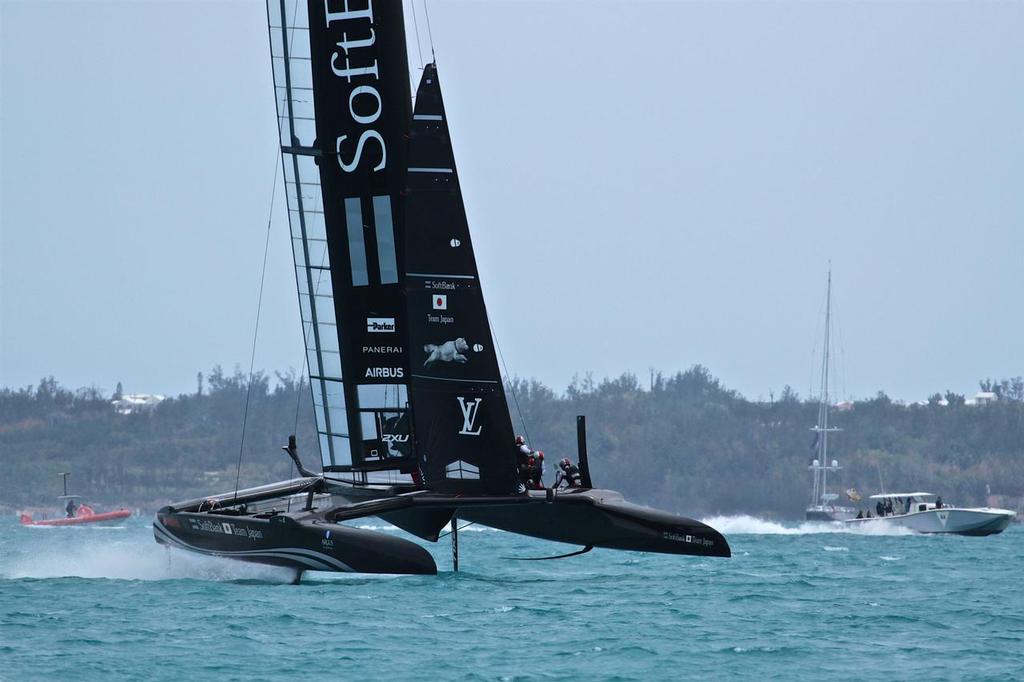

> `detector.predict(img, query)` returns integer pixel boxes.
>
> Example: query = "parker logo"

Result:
[457,396,483,436]
[432,294,448,310]
[365,367,404,379]
[367,317,396,333]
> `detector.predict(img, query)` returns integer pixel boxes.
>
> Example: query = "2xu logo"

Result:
[457,397,483,436]
[382,434,409,443]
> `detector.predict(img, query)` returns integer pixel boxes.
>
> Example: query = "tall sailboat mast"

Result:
[809,267,842,509]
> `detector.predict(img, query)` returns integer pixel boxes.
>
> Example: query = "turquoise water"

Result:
[2,515,1022,681]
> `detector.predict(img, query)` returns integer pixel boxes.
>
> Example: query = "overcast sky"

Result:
[2,1,1021,402]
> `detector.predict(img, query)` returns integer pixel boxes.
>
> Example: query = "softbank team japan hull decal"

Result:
[423,338,478,366]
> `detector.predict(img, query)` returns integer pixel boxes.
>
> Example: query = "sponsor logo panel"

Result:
[362,345,403,354]
[367,317,396,333]
[365,367,405,379]
[457,396,483,436]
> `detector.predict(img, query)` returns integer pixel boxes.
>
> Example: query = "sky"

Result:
[1,1,1021,403]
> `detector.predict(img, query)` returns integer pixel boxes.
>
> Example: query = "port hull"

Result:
[153,509,437,575]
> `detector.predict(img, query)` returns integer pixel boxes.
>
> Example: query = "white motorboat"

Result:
[844,493,1015,536]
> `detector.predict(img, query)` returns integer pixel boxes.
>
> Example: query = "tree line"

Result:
[2,367,1022,517]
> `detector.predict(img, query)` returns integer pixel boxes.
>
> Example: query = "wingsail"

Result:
[270,0,415,475]
[404,64,519,495]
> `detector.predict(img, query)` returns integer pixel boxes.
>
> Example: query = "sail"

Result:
[404,64,518,495]
[268,0,414,474]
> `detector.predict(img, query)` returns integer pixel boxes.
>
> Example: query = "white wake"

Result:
[2,525,295,582]
[701,514,915,536]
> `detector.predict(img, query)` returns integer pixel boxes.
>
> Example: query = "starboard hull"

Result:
[843,507,1015,536]
[458,489,731,558]
[330,485,731,558]
[153,509,437,576]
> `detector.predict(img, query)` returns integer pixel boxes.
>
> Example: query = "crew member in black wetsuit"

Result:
[65,499,78,518]
[554,458,582,489]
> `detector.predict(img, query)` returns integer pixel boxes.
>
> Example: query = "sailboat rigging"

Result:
[804,268,857,522]
[154,0,730,580]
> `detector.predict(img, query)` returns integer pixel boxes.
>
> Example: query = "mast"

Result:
[810,267,841,507]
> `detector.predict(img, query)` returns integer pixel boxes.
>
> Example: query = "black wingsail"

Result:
[404,64,519,495]
[270,0,416,476]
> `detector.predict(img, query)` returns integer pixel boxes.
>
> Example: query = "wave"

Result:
[701,514,915,536]
[2,531,294,583]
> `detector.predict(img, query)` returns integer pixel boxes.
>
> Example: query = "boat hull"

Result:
[805,506,858,522]
[153,509,437,576]
[458,489,731,557]
[329,486,731,558]
[844,507,1015,536]
[20,509,132,526]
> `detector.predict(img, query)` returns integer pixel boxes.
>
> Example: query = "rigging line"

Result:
[437,521,476,539]
[423,0,436,61]
[490,317,531,446]
[292,365,305,435]
[233,151,282,502]
[410,0,424,69]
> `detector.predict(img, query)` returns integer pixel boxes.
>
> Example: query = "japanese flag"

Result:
[432,294,447,310]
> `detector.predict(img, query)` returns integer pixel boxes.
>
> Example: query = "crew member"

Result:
[520,454,535,489]
[65,499,78,518]
[515,435,535,490]
[532,451,545,489]
[554,458,582,489]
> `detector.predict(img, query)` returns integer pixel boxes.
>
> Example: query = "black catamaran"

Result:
[154,0,730,580]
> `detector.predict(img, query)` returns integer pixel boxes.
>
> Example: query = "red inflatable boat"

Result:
[20,505,132,526]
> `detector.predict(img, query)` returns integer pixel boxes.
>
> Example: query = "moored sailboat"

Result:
[804,269,857,522]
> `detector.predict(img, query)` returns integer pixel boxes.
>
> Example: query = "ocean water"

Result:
[2,515,1022,681]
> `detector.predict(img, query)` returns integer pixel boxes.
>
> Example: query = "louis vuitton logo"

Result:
[457,396,483,436]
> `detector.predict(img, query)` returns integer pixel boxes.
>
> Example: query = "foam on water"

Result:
[2,524,293,582]
[702,514,916,536]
